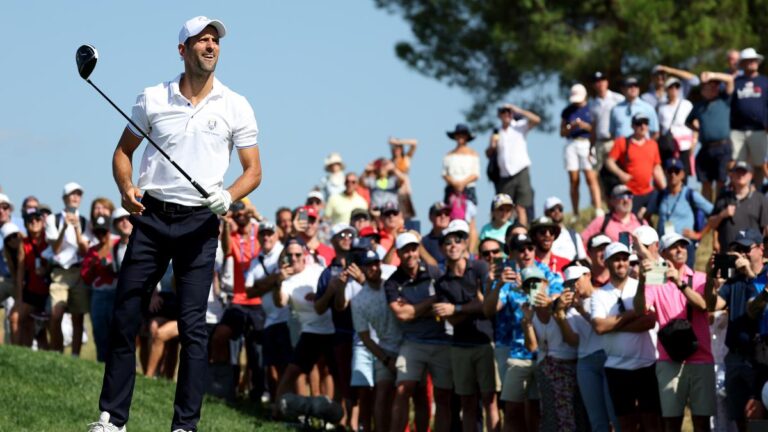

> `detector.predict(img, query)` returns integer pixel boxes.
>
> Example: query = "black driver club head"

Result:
[76,45,98,80]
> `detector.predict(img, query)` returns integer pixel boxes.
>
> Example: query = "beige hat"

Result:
[324,153,345,170]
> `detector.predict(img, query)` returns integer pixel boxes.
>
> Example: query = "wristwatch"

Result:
[455,304,463,313]
[676,281,689,291]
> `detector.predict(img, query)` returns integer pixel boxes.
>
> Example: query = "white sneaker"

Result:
[87,412,125,432]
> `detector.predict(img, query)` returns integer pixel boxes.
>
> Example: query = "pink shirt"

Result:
[644,266,713,363]
[581,212,646,245]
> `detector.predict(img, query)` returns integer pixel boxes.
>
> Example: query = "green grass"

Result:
[0,344,291,432]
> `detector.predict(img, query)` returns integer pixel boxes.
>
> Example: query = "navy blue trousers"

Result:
[98,201,218,431]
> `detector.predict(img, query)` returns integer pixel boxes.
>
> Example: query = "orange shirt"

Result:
[608,136,661,195]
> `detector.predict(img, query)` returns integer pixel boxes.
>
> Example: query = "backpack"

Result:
[657,275,699,362]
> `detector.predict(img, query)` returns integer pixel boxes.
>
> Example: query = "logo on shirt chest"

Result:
[207,119,217,130]
[737,82,763,99]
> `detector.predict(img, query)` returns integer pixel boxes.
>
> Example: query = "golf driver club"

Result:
[76,44,209,198]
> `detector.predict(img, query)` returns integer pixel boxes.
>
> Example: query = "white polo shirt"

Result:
[496,119,531,177]
[591,278,657,370]
[44,211,85,269]
[129,74,259,206]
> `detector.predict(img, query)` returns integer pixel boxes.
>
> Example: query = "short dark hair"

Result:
[276,206,292,219]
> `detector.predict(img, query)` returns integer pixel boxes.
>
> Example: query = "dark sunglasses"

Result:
[442,236,464,245]
[548,206,563,213]
[0,204,10,211]
[666,168,683,174]
[516,245,535,252]
[383,211,400,217]
[480,249,501,257]
[632,120,649,127]
[287,253,304,258]
[536,228,557,236]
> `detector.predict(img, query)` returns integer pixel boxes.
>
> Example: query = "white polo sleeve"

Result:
[590,290,609,319]
[127,93,149,138]
[232,96,259,149]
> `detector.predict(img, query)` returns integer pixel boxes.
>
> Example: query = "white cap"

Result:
[569,83,588,104]
[307,190,324,202]
[0,193,11,206]
[331,223,356,238]
[179,16,227,45]
[442,219,470,238]
[543,196,563,212]
[564,265,590,283]
[660,232,690,251]
[588,234,611,249]
[633,225,659,246]
[112,208,130,221]
[664,77,681,88]
[0,222,20,239]
[604,242,630,260]
[629,253,639,263]
[395,232,420,250]
[740,47,764,62]
[62,182,83,197]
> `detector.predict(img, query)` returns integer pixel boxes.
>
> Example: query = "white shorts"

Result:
[731,129,767,166]
[564,138,592,171]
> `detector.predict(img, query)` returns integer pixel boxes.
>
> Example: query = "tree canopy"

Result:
[375,0,768,127]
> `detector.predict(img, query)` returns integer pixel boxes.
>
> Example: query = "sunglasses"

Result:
[480,249,501,257]
[345,179,358,184]
[0,205,10,211]
[287,253,304,258]
[632,120,649,127]
[307,198,322,205]
[24,216,43,223]
[548,206,563,213]
[442,236,464,245]
[517,245,535,252]
[536,227,557,236]
[336,232,355,239]
[383,211,400,217]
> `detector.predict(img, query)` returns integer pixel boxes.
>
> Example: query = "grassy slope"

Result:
[0,345,290,432]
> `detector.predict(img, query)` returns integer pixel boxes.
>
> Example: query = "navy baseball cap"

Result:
[730,161,754,173]
[623,76,639,87]
[730,229,763,248]
[592,71,607,81]
[664,158,684,171]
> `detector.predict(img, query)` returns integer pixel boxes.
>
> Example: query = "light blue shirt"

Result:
[609,98,659,138]
[647,186,713,236]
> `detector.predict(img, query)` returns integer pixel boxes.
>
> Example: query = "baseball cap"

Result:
[395,232,420,250]
[631,113,650,124]
[663,158,684,171]
[92,215,110,232]
[529,216,561,237]
[331,224,356,238]
[623,76,639,87]
[22,207,43,222]
[358,226,381,241]
[0,222,20,239]
[508,233,534,251]
[178,16,227,45]
[307,190,324,203]
[381,202,400,215]
[564,265,590,284]
[604,242,631,260]
[588,234,611,249]
[62,182,83,197]
[665,77,681,88]
[301,206,319,219]
[730,161,753,173]
[660,232,690,251]
[258,220,277,233]
[569,83,588,104]
[0,193,11,206]
[543,196,563,212]
[38,204,52,215]
[611,184,632,197]
[492,194,514,210]
[442,219,470,239]
[350,208,370,222]
[629,253,639,264]
[353,249,381,266]
[633,225,659,246]
[112,208,130,221]
[730,228,763,248]
[592,71,607,82]
[521,266,547,283]
[429,201,450,216]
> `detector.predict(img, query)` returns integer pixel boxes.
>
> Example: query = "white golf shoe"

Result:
[87,412,125,432]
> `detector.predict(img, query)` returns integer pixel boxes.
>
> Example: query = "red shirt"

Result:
[22,236,49,295]
[608,136,661,195]
[81,239,120,290]
[536,252,571,277]
[229,227,261,306]
[311,243,336,267]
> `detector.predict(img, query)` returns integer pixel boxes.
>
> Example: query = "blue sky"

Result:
[1,1,580,228]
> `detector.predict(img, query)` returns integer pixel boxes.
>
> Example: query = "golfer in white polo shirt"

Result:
[90,16,262,432]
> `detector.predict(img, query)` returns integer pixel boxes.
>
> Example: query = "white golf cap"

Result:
[62,182,83,196]
[0,222,20,239]
[179,16,227,45]
[564,265,590,283]
[112,207,130,221]
[660,232,690,251]
[633,225,659,246]
[395,232,420,250]
[331,223,356,238]
[629,253,639,263]
[442,219,470,238]
[740,47,764,62]
[544,196,563,212]
[0,193,11,206]
[604,242,630,260]
[307,190,324,202]
[569,83,588,103]
[588,234,611,249]
[665,77,681,88]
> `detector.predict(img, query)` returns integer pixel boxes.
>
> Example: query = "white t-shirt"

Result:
[568,296,604,358]
[442,153,481,188]
[658,99,695,151]
[44,211,85,269]
[129,75,259,206]
[591,278,657,370]
[496,119,531,177]
[532,310,578,362]
[552,227,586,261]
[350,265,400,353]
[244,243,287,328]
[281,264,333,335]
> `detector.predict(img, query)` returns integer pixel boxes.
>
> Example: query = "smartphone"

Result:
[714,253,737,279]
[65,206,77,214]
[493,257,505,278]
[298,210,308,224]
[527,281,542,306]
[618,232,631,248]
[281,255,292,267]
[645,261,668,285]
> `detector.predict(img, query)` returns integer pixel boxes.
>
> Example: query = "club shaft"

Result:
[86,79,210,199]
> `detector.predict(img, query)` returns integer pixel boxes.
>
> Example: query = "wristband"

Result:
[676,281,688,292]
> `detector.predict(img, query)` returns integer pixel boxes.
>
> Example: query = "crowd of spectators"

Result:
[4,47,768,432]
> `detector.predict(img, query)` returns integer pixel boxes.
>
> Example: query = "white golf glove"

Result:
[204,189,232,215]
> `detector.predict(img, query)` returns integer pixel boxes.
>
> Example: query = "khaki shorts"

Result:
[374,349,399,384]
[0,275,14,302]
[451,344,500,395]
[50,267,89,314]
[395,340,453,389]
[501,358,539,402]
[656,361,716,417]
[731,129,767,167]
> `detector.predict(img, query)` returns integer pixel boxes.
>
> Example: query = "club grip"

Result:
[191,181,210,199]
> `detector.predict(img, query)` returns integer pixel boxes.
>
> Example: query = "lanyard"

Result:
[663,189,685,220]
